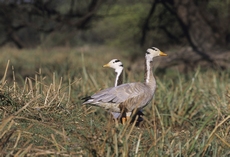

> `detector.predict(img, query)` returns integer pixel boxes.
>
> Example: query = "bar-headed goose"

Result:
[103,59,144,124]
[103,59,124,120]
[103,59,124,87]
[82,47,167,122]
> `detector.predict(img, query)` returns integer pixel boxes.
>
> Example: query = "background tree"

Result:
[0,0,229,60]
[0,0,105,48]
[140,0,230,63]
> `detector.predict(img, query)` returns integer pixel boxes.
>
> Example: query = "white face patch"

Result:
[106,59,124,87]
[146,47,160,60]
[109,59,123,70]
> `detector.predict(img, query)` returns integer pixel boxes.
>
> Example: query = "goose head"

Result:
[103,59,123,73]
[146,47,167,62]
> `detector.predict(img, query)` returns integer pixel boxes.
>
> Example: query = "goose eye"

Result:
[146,52,150,54]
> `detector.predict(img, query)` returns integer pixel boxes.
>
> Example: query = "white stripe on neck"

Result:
[145,59,151,83]
[115,68,123,86]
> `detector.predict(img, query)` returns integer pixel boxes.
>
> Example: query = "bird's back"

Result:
[83,82,156,112]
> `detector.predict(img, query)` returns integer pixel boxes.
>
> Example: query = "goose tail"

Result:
[81,96,93,104]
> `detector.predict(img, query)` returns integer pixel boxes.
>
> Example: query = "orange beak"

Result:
[103,63,110,68]
[159,51,167,56]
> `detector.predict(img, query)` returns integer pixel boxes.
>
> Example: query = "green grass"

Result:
[0,46,230,156]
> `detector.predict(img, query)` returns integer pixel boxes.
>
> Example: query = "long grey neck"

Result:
[115,69,123,87]
[144,58,156,90]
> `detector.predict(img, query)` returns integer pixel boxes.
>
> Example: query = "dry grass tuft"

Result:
[0,46,229,156]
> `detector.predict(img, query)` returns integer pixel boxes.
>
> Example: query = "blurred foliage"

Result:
[0,0,229,51]
[92,2,150,47]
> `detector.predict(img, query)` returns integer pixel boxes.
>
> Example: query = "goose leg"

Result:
[120,108,127,124]
[121,112,131,124]
[126,112,132,123]
[122,117,126,124]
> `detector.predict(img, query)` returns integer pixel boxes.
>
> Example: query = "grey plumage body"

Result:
[82,47,167,117]
[85,81,156,112]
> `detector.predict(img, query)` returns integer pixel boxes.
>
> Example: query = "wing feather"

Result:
[83,82,154,112]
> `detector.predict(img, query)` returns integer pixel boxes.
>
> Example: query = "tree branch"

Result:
[161,1,215,64]
[140,0,159,46]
